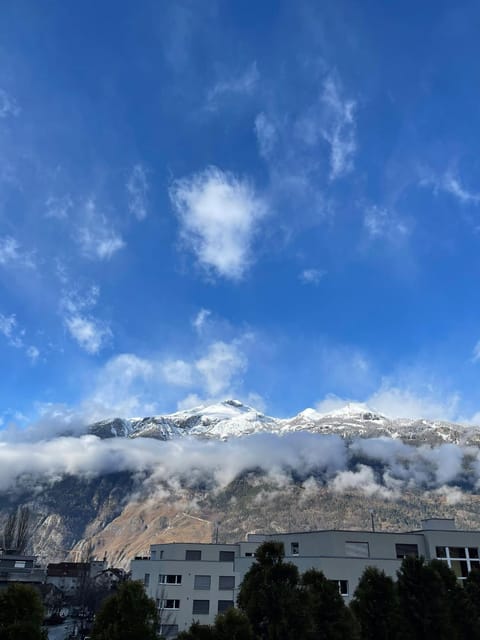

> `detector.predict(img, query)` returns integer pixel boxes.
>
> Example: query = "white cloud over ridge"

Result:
[170,166,266,280]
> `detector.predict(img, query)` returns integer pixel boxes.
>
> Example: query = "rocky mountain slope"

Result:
[2,399,480,568]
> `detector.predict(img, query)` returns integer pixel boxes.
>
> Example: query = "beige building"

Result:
[130,517,480,638]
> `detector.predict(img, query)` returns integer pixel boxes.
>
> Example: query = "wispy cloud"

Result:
[0,236,35,269]
[0,89,19,118]
[0,313,40,362]
[299,268,326,285]
[206,62,259,110]
[192,308,211,333]
[75,199,125,261]
[45,195,73,220]
[363,205,410,241]
[170,166,266,280]
[126,164,149,220]
[60,285,112,355]
[420,169,480,205]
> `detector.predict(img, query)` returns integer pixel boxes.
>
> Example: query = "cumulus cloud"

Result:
[126,165,149,220]
[195,340,247,396]
[76,199,125,260]
[299,268,326,285]
[170,166,266,280]
[0,236,35,269]
[206,62,259,110]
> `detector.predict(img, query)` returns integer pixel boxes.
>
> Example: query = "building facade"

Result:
[130,518,480,638]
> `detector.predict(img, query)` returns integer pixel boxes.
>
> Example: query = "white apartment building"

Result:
[130,518,480,638]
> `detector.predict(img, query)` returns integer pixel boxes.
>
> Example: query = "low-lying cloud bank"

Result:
[0,432,479,503]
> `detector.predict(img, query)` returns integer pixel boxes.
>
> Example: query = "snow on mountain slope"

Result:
[88,399,479,446]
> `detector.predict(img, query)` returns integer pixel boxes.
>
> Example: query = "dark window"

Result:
[291,542,299,556]
[186,550,202,561]
[158,599,180,609]
[194,575,211,590]
[245,552,255,557]
[192,600,210,615]
[469,548,479,559]
[436,546,447,558]
[160,550,164,559]
[218,600,234,613]
[219,575,235,590]
[450,547,466,558]
[451,560,469,578]
[329,580,349,596]
[159,574,182,585]
[144,573,150,587]
[159,625,178,639]
[395,544,418,559]
[219,550,235,562]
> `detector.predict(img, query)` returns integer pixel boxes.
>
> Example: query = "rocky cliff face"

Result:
[2,400,480,568]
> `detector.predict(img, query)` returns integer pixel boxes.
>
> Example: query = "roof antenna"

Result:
[370,510,376,533]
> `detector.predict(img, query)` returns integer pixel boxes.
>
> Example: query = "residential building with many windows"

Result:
[130,517,480,638]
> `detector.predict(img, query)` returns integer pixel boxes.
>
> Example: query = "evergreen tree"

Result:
[91,580,158,640]
[396,556,452,640]
[350,566,398,640]
[214,608,254,640]
[237,541,306,640]
[464,566,480,635]
[0,583,47,640]
[302,569,358,640]
[177,621,216,640]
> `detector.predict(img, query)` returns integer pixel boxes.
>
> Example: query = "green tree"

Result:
[91,580,158,640]
[214,608,254,640]
[237,541,306,640]
[0,583,47,640]
[302,569,358,640]
[396,556,452,640]
[464,567,480,635]
[350,566,398,640]
[177,621,216,639]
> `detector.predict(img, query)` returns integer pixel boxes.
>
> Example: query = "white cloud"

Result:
[0,236,35,268]
[473,341,480,363]
[316,384,460,422]
[363,205,410,241]
[0,314,23,348]
[162,359,193,386]
[64,316,111,355]
[299,268,326,285]
[192,308,211,333]
[45,195,73,220]
[254,113,277,159]
[420,169,480,205]
[195,340,247,396]
[295,74,356,180]
[76,199,125,260]
[0,90,19,118]
[206,62,259,110]
[60,285,112,355]
[26,345,40,363]
[170,166,266,280]
[126,165,149,220]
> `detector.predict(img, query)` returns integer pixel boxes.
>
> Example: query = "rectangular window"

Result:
[219,576,235,590]
[194,575,211,590]
[245,552,255,557]
[218,600,234,613]
[160,550,164,559]
[219,551,235,562]
[469,548,479,559]
[151,551,156,560]
[436,546,447,558]
[159,625,179,639]
[291,542,299,556]
[192,600,210,615]
[329,580,349,596]
[144,573,150,587]
[14,561,26,569]
[395,544,419,559]
[451,560,469,578]
[186,550,202,561]
[159,574,182,585]
[345,541,369,558]
[158,599,180,609]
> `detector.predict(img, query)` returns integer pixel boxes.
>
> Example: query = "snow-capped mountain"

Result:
[88,399,478,446]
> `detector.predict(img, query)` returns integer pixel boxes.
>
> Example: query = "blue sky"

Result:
[1,0,480,427]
